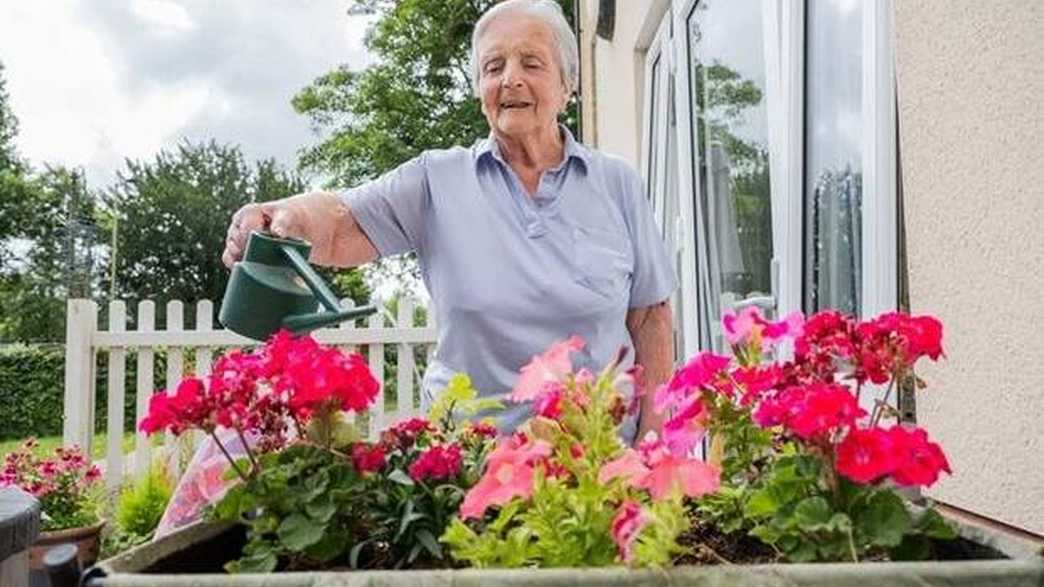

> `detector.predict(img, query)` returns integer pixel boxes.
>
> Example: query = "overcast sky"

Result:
[0,0,372,190]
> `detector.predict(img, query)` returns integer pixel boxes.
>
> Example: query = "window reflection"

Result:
[688,0,774,351]
[804,0,863,314]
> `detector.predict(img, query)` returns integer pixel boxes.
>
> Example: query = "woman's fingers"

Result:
[222,203,269,268]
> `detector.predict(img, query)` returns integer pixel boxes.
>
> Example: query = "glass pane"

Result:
[688,1,774,351]
[804,0,863,314]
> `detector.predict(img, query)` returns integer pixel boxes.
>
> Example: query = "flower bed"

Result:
[75,310,1044,584]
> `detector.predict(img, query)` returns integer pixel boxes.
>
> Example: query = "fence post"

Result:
[105,301,127,491]
[367,312,385,439]
[63,299,97,451]
[396,298,416,420]
[134,301,155,477]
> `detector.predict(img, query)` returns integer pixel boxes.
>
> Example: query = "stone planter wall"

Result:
[84,508,1044,587]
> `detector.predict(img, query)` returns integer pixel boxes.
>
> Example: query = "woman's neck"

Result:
[495,124,564,173]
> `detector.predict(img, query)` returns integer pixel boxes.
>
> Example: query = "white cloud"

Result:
[0,0,372,189]
[130,0,197,36]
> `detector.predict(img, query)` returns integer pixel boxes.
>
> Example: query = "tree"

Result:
[0,166,101,342]
[103,141,370,327]
[0,61,36,270]
[293,0,577,188]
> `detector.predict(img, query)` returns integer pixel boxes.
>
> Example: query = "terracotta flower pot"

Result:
[28,519,106,572]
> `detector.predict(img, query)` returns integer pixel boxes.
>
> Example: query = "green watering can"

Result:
[219,231,377,341]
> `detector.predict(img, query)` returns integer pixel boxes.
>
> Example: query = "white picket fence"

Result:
[62,297,436,491]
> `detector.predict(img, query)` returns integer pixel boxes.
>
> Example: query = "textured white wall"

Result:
[578,0,668,166]
[895,0,1044,534]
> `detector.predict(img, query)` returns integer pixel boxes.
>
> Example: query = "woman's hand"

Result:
[222,191,379,269]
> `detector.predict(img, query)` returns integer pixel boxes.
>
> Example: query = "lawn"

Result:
[0,431,138,461]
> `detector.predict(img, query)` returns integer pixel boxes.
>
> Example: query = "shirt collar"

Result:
[475,124,590,174]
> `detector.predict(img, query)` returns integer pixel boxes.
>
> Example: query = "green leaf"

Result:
[387,468,415,486]
[277,513,326,551]
[915,508,957,540]
[305,500,338,523]
[793,496,833,531]
[349,540,370,569]
[744,487,779,519]
[856,491,912,547]
[305,532,349,562]
[416,529,443,558]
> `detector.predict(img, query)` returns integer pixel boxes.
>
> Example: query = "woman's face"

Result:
[476,15,569,141]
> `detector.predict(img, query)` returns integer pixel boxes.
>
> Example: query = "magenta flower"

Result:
[662,395,708,456]
[654,352,731,414]
[723,307,804,349]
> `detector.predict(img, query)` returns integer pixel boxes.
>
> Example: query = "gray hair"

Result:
[470,0,579,96]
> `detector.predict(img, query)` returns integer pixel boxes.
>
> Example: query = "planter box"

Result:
[86,510,1044,587]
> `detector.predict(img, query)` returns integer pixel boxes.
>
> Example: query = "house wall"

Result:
[577,0,669,166]
[895,1,1044,534]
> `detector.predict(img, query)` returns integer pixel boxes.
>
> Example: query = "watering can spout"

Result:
[218,231,378,341]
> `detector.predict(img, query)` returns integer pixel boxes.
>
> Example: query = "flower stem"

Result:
[847,528,859,562]
[234,426,259,476]
[871,374,899,427]
[210,430,248,482]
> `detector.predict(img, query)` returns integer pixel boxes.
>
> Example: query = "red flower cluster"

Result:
[753,383,865,440]
[379,417,435,452]
[836,426,951,487]
[351,442,387,474]
[408,443,463,482]
[0,440,102,530]
[139,331,380,448]
[793,311,944,386]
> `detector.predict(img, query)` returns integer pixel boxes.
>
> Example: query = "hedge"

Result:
[0,344,169,441]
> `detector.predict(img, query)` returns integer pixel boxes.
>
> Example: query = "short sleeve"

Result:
[340,154,431,257]
[621,165,678,308]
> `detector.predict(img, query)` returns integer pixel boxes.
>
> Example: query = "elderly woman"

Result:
[222,0,675,443]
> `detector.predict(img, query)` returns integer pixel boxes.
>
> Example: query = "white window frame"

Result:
[648,0,897,354]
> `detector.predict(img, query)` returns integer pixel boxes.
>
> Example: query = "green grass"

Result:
[0,432,139,461]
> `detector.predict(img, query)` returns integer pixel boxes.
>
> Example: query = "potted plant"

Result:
[82,311,1044,585]
[1,439,104,570]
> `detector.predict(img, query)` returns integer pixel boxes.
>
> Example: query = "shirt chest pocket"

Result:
[571,225,632,298]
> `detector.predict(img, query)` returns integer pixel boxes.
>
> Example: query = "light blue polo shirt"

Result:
[342,126,676,442]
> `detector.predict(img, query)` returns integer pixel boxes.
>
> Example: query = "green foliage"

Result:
[0,344,169,441]
[116,460,174,537]
[735,452,955,562]
[427,373,502,428]
[294,0,577,189]
[214,444,369,573]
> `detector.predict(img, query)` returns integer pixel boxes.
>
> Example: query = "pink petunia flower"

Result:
[509,336,585,402]
[459,438,553,519]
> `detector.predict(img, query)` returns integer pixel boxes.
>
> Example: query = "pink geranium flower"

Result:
[611,500,648,563]
[459,438,553,519]
[509,336,585,402]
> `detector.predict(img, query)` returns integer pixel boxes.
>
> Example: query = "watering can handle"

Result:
[279,245,342,312]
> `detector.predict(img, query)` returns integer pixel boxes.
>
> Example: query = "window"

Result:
[804,0,864,314]
[686,0,775,351]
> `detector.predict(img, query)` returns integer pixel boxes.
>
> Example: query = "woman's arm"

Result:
[626,299,674,441]
[223,191,379,269]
